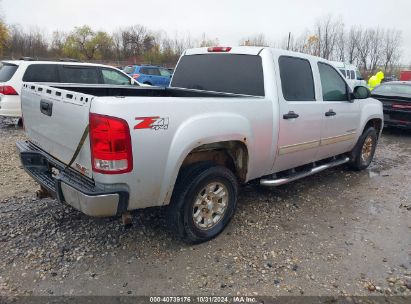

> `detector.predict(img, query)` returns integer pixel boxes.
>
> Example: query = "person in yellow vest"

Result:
[368,71,385,91]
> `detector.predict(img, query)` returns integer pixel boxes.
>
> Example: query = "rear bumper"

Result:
[0,95,21,117]
[16,141,129,217]
[0,108,21,118]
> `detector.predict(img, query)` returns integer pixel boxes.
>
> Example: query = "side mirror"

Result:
[352,86,371,99]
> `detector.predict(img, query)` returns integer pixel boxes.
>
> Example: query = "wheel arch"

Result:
[159,113,253,205]
[179,140,249,181]
[162,139,250,205]
[362,117,383,138]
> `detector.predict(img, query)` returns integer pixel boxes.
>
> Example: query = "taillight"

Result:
[392,104,411,110]
[132,74,140,79]
[0,85,18,95]
[207,46,232,52]
[89,113,133,174]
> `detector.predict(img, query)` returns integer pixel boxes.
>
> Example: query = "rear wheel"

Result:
[349,127,378,171]
[166,162,238,244]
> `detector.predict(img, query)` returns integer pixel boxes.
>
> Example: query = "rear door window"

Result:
[171,54,265,96]
[146,68,161,76]
[140,68,148,74]
[59,66,100,84]
[278,56,315,101]
[318,62,349,101]
[0,63,18,82]
[23,64,59,82]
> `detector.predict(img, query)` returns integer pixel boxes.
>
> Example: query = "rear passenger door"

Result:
[273,56,323,172]
[316,62,360,160]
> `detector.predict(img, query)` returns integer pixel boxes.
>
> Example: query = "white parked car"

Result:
[331,61,367,89]
[18,47,383,243]
[0,59,142,120]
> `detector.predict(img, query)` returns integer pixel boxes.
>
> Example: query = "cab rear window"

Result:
[171,54,265,96]
[0,63,18,82]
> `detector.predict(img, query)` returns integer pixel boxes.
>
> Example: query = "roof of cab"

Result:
[182,46,332,63]
[184,46,265,56]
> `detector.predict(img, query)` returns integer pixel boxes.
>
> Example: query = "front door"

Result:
[316,62,360,160]
[273,55,323,172]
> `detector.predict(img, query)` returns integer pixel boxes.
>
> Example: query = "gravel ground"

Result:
[0,116,410,297]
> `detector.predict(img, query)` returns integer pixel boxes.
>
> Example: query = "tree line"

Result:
[241,16,403,76]
[0,13,404,75]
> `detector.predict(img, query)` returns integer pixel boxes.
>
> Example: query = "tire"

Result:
[349,127,378,171]
[166,162,239,244]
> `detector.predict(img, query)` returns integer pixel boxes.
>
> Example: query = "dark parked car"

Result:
[372,81,411,129]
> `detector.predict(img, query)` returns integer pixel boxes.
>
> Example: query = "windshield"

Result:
[373,83,411,96]
[171,54,265,96]
[0,63,18,82]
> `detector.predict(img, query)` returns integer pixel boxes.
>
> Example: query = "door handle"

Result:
[40,99,53,116]
[283,111,299,119]
[325,110,336,117]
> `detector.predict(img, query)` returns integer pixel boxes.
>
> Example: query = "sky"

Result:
[1,0,410,63]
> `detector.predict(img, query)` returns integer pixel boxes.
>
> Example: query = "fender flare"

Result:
[158,113,253,204]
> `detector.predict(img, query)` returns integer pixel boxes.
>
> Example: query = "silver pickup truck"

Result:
[17,46,383,243]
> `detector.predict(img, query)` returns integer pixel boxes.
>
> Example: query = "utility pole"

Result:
[287,32,291,50]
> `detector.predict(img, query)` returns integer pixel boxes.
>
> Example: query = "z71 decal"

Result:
[134,116,169,130]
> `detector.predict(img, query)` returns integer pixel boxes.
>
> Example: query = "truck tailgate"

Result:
[21,83,94,178]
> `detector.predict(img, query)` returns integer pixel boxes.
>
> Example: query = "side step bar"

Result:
[260,157,350,187]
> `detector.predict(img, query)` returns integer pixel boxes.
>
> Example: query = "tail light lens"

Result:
[0,85,18,95]
[89,113,133,174]
[132,74,140,79]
